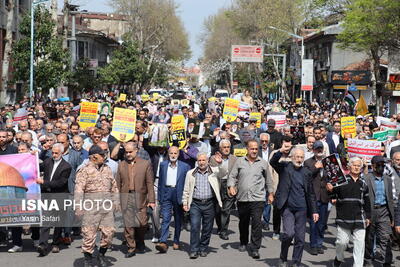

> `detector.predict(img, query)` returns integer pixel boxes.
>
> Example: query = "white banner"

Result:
[301,59,314,91]
[347,138,381,163]
[267,114,286,128]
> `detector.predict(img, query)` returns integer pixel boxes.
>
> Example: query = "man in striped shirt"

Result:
[326,157,371,267]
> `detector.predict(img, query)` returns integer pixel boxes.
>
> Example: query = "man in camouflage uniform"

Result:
[75,145,119,267]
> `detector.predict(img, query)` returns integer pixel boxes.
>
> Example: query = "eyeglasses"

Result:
[261,140,268,143]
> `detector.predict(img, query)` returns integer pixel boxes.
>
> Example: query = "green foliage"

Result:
[12,6,70,96]
[98,41,146,86]
[68,58,98,92]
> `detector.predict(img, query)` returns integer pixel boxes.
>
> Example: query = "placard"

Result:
[180,99,190,107]
[322,154,348,188]
[141,94,150,102]
[79,102,99,130]
[347,138,381,162]
[111,108,136,142]
[341,116,356,138]
[234,148,247,157]
[266,114,286,128]
[223,98,240,122]
[168,115,187,149]
[119,93,127,101]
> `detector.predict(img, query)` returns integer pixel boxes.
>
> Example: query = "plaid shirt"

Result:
[192,166,213,200]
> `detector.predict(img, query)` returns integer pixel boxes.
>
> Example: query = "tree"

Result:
[0,0,15,104]
[68,58,98,94]
[98,41,146,89]
[337,0,400,114]
[12,6,70,98]
[111,0,191,88]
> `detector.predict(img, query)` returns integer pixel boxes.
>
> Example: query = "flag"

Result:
[355,95,368,116]
[344,90,356,108]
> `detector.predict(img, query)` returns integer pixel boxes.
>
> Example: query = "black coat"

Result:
[270,151,317,216]
[40,158,72,193]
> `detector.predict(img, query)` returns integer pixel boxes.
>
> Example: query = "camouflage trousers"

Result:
[81,211,115,254]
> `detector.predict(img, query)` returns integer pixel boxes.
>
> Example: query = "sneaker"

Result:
[33,240,39,248]
[151,237,159,243]
[272,233,280,240]
[8,245,22,253]
[278,259,289,267]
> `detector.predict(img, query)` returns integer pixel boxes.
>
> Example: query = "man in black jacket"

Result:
[270,147,318,267]
[37,143,72,256]
[304,141,330,255]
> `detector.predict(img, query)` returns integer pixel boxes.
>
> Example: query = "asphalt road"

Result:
[0,208,399,267]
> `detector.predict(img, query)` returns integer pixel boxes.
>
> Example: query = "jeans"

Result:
[263,203,271,225]
[280,207,307,265]
[309,201,328,248]
[335,225,365,267]
[159,187,183,244]
[189,199,215,253]
[237,201,264,250]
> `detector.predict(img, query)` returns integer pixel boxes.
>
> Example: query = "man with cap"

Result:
[266,119,283,150]
[75,145,119,267]
[304,141,330,255]
[364,155,396,267]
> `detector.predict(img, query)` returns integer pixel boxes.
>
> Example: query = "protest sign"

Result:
[13,108,28,125]
[377,116,397,129]
[208,97,216,102]
[347,138,381,162]
[172,99,180,106]
[266,114,286,128]
[168,115,187,149]
[295,98,302,104]
[234,148,247,157]
[100,103,111,117]
[148,123,169,147]
[249,112,261,128]
[111,108,136,142]
[141,94,150,102]
[223,98,240,122]
[290,126,305,144]
[373,130,388,141]
[79,102,99,130]
[322,154,348,188]
[119,93,127,102]
[0,153,41,227]
[341,116,356,138]
[180,99,190,107]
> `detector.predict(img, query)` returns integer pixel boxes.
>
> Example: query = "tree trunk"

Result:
[1,0,15,105]
[62,0,69,49]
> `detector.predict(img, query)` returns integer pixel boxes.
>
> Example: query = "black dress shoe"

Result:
[317,247,324,254]
[37,245,48,257]
[310,247,318,255]
[238,245,247,252]
[219,233,229,240]
[125,251,136,258]
[200,251,207,257]
[189,252,198,259]
[251,250,260,259]
[262,224,270,231]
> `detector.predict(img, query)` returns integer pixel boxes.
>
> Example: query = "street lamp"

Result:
[268,26,304,60]
[30,0,50,103]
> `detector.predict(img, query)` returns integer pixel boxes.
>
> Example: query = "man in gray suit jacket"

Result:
[364,156,395,267]
[210,139,237,240]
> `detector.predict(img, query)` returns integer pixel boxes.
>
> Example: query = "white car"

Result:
[214,89,229,100]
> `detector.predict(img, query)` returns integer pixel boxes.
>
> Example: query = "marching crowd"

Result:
[0,90,400,267]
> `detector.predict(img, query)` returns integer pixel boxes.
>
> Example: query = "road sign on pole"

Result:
[301,59,314,91]
[231,45,264,63]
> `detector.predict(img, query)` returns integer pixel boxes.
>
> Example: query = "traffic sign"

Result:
[231,45,264,63]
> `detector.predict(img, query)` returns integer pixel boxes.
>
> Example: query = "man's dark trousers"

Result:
[310,201,328,249]
[273,204,281,234]
[219,180,236,236]
[189,199,215,253]
[365,206,393,264]
[280,207,307,265]
[159,186,183,244]
[237,201,264,251]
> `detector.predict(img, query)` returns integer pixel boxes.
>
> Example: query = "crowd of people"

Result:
[0,89,399,267]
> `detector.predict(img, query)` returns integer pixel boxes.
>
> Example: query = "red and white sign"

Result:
[301,59,314,91]
[89,59,98,68]
[347,138,381,162]
[233,80,238,86]
[231,45,264,63]
[267,114,286,128]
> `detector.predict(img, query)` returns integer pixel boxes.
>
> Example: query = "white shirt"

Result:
[262,148,269,161]
[332,132,340,147]
[50,159,62,181]
[156,154,165,178]
[166,162,178,187]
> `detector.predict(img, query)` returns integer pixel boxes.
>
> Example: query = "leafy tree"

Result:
[68,58,98,93]
[98,41,146,89]
[337,0,400,113]
[12,6,70,97]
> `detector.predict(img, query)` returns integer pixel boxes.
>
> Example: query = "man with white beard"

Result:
[304,141,330,255]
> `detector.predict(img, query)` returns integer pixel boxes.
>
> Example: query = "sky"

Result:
[57,0,231,66]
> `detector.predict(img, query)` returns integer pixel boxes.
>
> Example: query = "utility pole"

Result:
[63,0,69,50]
[1,0,15,105]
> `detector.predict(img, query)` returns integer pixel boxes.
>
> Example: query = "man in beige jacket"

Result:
[182,152,222,259]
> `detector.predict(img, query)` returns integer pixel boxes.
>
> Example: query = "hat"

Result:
[313,141,324,150]
[267,119,276,127]
[89,145,106,156]
[356,115,364,120]
[371,155,386,165]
